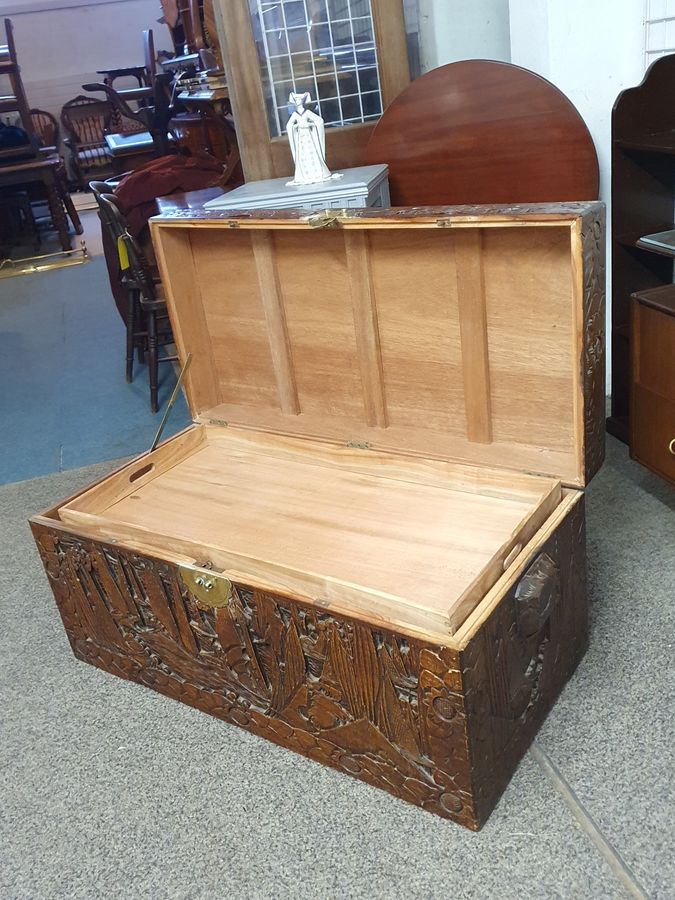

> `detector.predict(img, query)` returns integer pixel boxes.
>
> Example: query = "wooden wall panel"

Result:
[151,207,601,486]
[482,227,574,453]
[188,231,279,409]
[272,231,365,421]
[367,229,465,433]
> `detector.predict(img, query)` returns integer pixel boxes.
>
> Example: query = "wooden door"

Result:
[212,0,411,181]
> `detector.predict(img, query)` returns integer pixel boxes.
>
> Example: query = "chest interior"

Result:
[51,207,601,644]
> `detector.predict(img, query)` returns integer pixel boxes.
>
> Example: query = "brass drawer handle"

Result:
[669,438,675,456]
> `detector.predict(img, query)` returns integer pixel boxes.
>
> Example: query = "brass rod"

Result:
[150,353,192,451]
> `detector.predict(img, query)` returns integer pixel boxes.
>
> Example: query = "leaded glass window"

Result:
[249,0,384,137]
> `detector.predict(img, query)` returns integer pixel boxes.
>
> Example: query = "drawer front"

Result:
[631,385,675,484]
[634,302,675,400]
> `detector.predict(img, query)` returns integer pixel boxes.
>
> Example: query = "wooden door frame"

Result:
[212,0,410,181]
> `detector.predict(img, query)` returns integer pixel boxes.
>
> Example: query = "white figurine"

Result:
[286,91,343,187]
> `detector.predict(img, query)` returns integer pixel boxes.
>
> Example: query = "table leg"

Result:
[56,166,83,234]
[44,176,72,251]
[61,188,83,235]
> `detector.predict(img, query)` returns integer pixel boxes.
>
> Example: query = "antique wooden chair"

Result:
[25,109,82,236]
[61,96,114,188]
[90,181,176,412]
[83,37,174,161]
[30,108,59,153]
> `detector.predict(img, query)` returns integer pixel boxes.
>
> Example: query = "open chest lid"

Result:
[149,202,605,488]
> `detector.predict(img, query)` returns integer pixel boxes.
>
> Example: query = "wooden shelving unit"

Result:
[609,54,675,443]
[630,283,675,485]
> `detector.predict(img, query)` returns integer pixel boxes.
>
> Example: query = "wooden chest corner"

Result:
[460,495,587,827]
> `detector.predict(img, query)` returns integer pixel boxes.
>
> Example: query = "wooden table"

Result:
[0,155,77,251]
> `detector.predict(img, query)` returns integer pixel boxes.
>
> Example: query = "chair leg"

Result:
[126,290,137,383]
[147,307,159,413]
[57,170,83,235]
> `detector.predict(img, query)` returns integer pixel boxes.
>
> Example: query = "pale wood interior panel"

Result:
[151,228,220,413]
[482,227,575,451]
[368,229,465,431]
[188,231,279,409]
[273,230,366,420]
[154,221,581,484]
[58,429,562,632]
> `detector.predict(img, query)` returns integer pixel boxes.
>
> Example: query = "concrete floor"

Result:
[0,239,674,898]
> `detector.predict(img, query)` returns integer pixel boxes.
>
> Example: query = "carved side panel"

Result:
[581,207,607,483]
[31,522,477,828]
[461,496,587,827]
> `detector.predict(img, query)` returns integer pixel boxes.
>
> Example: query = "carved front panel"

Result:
[31,523,476,827]
[31,495,587,831]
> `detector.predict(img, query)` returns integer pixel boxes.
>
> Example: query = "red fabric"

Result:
[114,153,224,237]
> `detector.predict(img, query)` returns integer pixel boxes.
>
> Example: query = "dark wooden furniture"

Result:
[0,20,80,248]
[83,36,175,161]
[169,98,241,182]
[609,54,675,445]
[0,189,39,252]
[90,181,176,412]
[61,96,114,188]
[631,285,675,485]
[364,59,599,207]
[31,201,605,831]
[0,156,74,250]
[104,133,156,176]
[164,0,223,69]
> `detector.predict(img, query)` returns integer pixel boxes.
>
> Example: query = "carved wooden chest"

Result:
[31,203,605,830]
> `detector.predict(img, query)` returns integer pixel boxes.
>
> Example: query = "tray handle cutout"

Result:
[129,463,154,483]
[503,543,523,571]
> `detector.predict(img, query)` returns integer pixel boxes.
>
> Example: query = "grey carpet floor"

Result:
[1,437,673,900]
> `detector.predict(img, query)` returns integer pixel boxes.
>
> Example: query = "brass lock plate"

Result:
[179,564,233,609]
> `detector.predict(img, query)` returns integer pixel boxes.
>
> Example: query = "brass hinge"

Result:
[346,440,371,450]
[208,418,229,427]
[307,208,350,229]
[435,218,455,227]
[227,220,241,228]
[179,564,233,609]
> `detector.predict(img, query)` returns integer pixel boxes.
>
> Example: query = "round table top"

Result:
[364,60,599,207]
